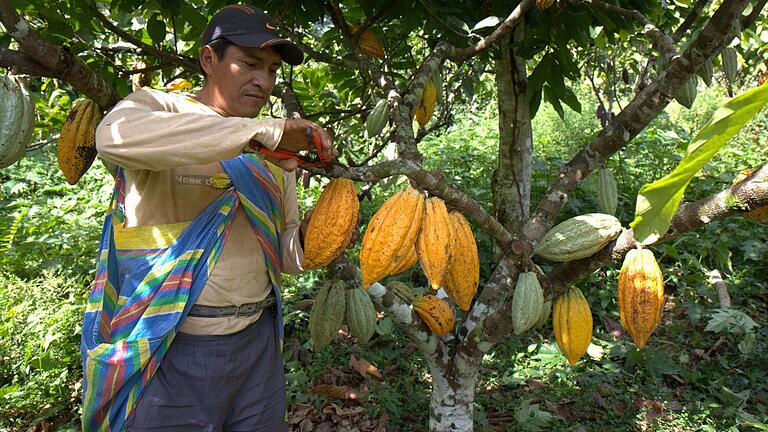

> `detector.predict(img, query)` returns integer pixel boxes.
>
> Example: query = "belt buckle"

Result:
[233,304,244,318]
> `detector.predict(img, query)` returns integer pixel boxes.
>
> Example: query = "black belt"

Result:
[188,295,276,318]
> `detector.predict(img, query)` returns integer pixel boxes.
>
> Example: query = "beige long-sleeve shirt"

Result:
[96,87,305,335]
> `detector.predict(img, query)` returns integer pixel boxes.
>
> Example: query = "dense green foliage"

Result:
[1,83,766,431]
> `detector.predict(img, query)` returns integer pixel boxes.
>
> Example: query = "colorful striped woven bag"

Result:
[80,154,284,431]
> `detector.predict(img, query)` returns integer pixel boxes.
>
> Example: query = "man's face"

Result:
[202,43,281,118]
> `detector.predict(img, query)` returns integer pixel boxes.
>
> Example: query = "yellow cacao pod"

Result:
[414,80,436,127]
[731,169,768,223]
[553,287,593,365]
[389,244,418,275]
[350,25,385,58]
[57,99,102,185]
[413,294,455,337]
[618,248,665,348]
[360,187,425,288]
[304,178,360,270]
[537,0,555,9]
[443,211,479,311]
[417,197,454,290]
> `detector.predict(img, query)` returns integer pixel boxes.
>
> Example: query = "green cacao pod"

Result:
[511,272,545,335]
[432,69,443,106]
[534,213,622,262]
[366,99,389,138]
[697,58,714,87]
[534,298,552,329]
[387,280,416,304]
[346,287,377,343]
[0,75,35,168]
[675,76,697,109]
[553,286,593,365]
[309,280,347,349]
[722,47,738,84]
[596,168,618,215]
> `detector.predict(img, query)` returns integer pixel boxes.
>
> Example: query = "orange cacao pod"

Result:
[350,25,385,58]
[389,244,418,275]
[553,287,593,365]
[304,178,360,269]
[618,247,665,348]
[417,197,454,290]
[414,80,436,127]
[360,187,425,288]
[413,294,455,336]
[57,99,102,185]
[443,211,479,311]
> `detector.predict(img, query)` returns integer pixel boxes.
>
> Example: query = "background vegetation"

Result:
[1,81,766,431]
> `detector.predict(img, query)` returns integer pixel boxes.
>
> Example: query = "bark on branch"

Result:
[0,0,120,107]
[522,0,754,246]
[0,47,62,79]
[479,163,768,347]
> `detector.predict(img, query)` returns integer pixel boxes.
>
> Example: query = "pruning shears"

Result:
[252,126,330,167]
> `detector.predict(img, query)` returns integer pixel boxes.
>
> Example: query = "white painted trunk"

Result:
[428,364,477,432]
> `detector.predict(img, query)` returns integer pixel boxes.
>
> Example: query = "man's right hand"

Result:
[278,119,337,161]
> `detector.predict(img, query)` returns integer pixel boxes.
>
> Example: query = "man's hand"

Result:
[279,119,337,161]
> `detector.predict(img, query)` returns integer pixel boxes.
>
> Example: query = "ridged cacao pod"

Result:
[535,213,622,262]
[346,286,377,343]
[0,75,35,168]
[536,0,555,9]
[443,211,479,311]
[697,58,714,87]
[553,287,593,365]
[309,280,347,349]
[511,272,545,335]
[366,99,389,138]
[596,168,618,215]
[414,80,437,127]
[675,76,697,109]
[57,99,102,185]
[534,298,552,329]
[432,70,443,106]
[360,187,425,288]
[618,247,665,348]
[413,294,455,337]
[387,280,416,304]
[389,245,417,275]
[721,47,738,84]
[417,197,454,290]
[350,25,385,58]
[731,169,768,223]
[304,178,360,270]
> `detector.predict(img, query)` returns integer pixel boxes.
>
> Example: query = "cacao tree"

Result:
[2,0,768,430]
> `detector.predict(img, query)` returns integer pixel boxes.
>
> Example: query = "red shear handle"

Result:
[308,126,332,163]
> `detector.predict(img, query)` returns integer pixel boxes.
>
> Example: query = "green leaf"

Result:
[472,16,500,31]
[630,83,768,244]
[147,15,167,45]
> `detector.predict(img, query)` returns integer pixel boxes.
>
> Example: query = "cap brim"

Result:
[225,34,304,65]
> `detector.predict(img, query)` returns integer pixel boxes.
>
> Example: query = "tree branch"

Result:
[85,3,199,74]
[0,0,120,107]
[367,282,440,356]
[0,47,63,79]
[446,0,535,63]
[671,0,710,43]
[521,0,755,247]
[568,0,676,58]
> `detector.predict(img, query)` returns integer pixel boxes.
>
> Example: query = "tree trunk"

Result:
[492,23,532,240]
[428,362,478,432]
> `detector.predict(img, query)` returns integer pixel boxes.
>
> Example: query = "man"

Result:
[80,5,332,431]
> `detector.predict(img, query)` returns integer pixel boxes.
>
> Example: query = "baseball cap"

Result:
[201,4,304,65]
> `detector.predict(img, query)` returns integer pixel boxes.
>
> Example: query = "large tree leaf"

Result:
[630,83,768,244]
